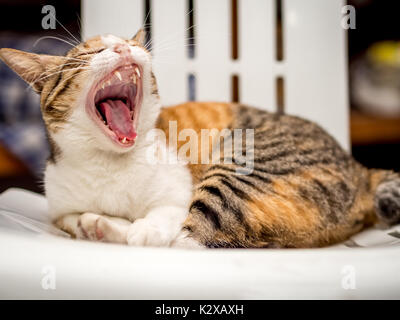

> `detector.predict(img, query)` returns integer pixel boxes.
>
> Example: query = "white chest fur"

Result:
[44,142,193,223]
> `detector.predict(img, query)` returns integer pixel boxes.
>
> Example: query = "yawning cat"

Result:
[1,30,399,248]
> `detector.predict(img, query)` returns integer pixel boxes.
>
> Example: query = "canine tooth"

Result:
[135,67,141,78]
[122,137,127,143]
[132,74,137,84]
[115,71,122,81]
[101,83,105,89]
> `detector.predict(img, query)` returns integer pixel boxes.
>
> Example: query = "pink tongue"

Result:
[99,99,136,141]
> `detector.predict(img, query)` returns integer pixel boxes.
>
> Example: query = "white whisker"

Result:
[31,66,90,87]
[33,36,77,48]
[50,13,81,45]
[59,57,90,63]
[44,62,88,76]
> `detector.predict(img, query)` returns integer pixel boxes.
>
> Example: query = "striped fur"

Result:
[159,103,400,248]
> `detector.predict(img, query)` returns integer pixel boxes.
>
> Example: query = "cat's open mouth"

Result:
[86,63,142,147]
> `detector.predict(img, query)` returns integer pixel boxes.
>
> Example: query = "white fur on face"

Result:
[53,35,158,156]
[100,34,125,48]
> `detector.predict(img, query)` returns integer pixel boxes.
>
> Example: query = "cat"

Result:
[0,29,399,248]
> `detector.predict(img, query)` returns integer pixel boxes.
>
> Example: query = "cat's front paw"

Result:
[77,212,104,240]
[126,218,175,247]
[78,213,128,244]
[54,213,80,237]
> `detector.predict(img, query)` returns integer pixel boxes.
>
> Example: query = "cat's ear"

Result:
[0,48,64,93]
[131,29,146,46]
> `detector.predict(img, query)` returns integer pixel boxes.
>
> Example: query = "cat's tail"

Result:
[370,169,400,225]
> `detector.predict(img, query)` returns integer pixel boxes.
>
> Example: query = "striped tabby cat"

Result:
[1,30,399,248]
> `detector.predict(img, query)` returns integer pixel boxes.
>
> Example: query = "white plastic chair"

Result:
[10,1,399,300]
[82,0,349,149]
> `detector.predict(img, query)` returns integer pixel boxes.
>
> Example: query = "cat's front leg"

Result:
[55,213,130,244]
[127,206,187,247]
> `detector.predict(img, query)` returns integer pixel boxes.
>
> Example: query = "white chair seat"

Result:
[0,188,399,299]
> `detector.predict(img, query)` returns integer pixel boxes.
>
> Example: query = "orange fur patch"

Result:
[157,102,234,182]
[246,176,322,247]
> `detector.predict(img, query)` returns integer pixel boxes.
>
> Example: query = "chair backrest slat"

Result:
[82,0,144,40]
[239,0,275,111]
[284,0,349,150]
[195,0,231,102]
[82,0,349,150]
[152,0,188,104]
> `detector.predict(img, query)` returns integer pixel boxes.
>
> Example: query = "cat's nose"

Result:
[113,43,130,56]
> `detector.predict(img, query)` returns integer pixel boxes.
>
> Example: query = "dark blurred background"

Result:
[0,0,80,193]
[0,0,400,194]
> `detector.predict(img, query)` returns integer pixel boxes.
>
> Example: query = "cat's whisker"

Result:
[35,61,89,80]
[55,69,91,84]
[147,37,197,55]
[151,61,182,67]
[27,62,88,88]
[143,8,194,49]
[39,69,91,95]
[148,36,196,49]
[49,12,81,45]
[51,31,81,47]
[145,23,197,51]
[150,41,197,54]
[33,36,78,48]
[59,57,90,63]
[76,13,83,38]
[148,28,230,55]
[142,6,194,49]
[141,8,152,32]
[30,66,91,88]
[39,63,89,80]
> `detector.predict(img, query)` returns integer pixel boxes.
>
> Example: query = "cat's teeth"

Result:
[106,80,111,86]
[132,74,137,84]
[122,137,127,143]
[115,71,122,81]
[135,67,141,78]
[101,83,105,89]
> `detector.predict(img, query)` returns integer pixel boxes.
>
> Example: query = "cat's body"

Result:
[1,31,399,248]
[159,102,396,248]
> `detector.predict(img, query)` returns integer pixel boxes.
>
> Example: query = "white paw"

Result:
[54,213,80,237]
[77,213,101,240]
[78,213,128,244]
[126,218,176,247]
